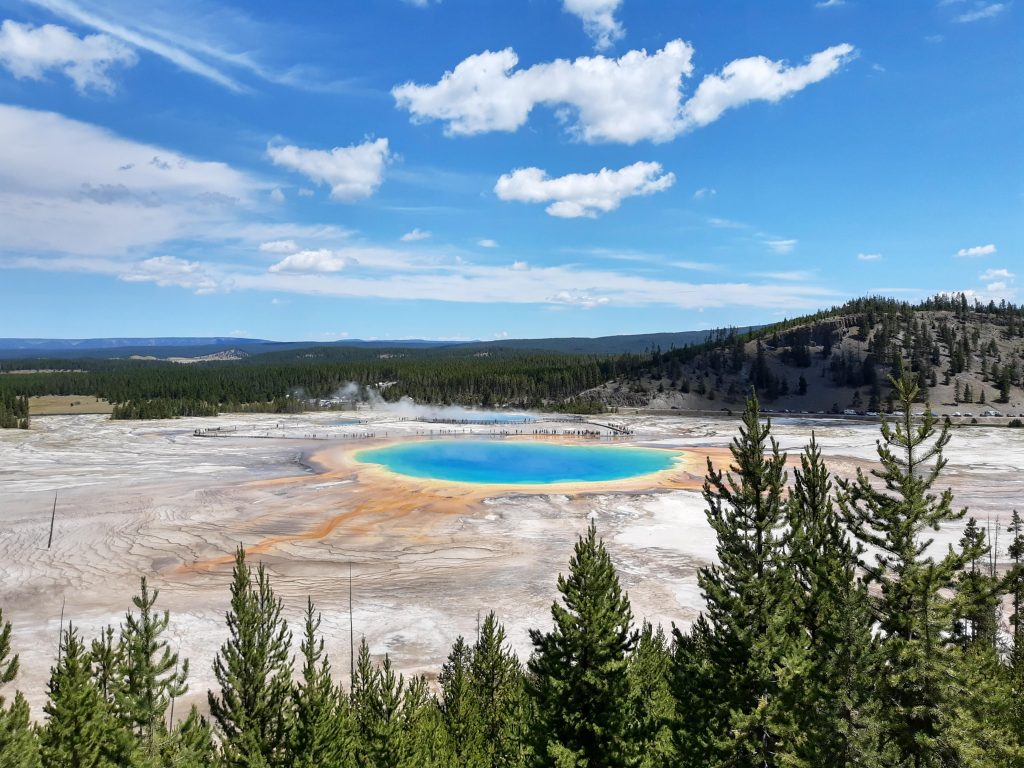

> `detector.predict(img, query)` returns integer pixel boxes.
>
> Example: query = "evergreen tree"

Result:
[628,622,675,768]
[471,611,527,768]
[288,597,350,767]
[1006,510,1024,750]
[41,623,121,768]
[669,615,719,767]
[950,519,1000,649]
[209,547,293,768]
[117,578,189,749]
[439,636,484,767]
[686,391,800,767]
[528,520,638,768]
[351,639,400,767]
[0,608,40,768]
[786,436,880,766]
[838,375,968,766]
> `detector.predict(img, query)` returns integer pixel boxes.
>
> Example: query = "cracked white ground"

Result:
[2,410,1021,717]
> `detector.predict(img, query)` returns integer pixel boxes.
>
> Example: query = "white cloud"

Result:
[270,187,285,203]
[680,44,856,129]
[766,239,797,254]
[563,0,624,51]
[394,41,695,143]
[394,40,854,143]
[297,187,315,197]
[400,228,431,242]
[511,260,529,270]
[816,0,845,7]
[268,249,357,274]
[0,103,262,256]
[708,216,746,229]
[986,281,1007,292]
[267,138,391,201]
[693,187,716,199]
[955,3,1005,22]
[259,240,300,254]
[494,161,675,218]
[0,19,136,92]
[956,243,996,257]
[857,252,882,261]
[549,290,611,308]
[980,268,1014,280]
[119,255,221,294]
[477,239,498,248]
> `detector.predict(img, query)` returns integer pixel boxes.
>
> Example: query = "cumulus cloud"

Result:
[766,239,797,254]
[0,19,136,93]
[955,3,1005,22]
[401,228,432,242]
[563,0,624,51]
[680,44,856,129]
[393,40,854,144]
[494,161,675,218]
[857,252,882,261]
[268,249,358,274]
[511,260,529,270]
[394,41,695,143]
[267,138,391,201]
[477,239,498,248]
[956,243,996,257]
[259,239,300,254]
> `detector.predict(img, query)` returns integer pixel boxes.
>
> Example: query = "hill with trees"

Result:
[590,294,1024,417]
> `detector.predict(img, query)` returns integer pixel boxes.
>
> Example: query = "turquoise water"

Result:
[355,440,679,484]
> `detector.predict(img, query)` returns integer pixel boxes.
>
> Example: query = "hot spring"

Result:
[354,440,680,485]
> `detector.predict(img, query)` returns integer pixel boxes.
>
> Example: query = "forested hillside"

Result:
[594,294,1024,415]
[2,295,1022,426]
[1,385,1022,766]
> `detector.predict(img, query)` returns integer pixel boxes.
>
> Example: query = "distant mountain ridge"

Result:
[0,329,742,360]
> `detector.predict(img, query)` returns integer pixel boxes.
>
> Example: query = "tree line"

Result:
[1,376,1022,766]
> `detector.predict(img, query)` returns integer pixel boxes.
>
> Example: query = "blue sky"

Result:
[0,0,1019,341]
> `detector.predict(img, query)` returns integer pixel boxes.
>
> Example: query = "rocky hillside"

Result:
[587,295,1024,419]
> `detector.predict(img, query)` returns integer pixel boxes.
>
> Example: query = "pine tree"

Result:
[289,597,350,767]
[629,622,676,768]
[439,636,484,766]
[950,519,1000,649]
[471,611,527,767]
[350,639,419,767]
[838,375,968,766]
[0,608,40,768]
[1005,510,1024,750]
[527,520,638,768]
[209,547,293,768]
[41,623,118,768]
[688,391,800,767]
[669,615,719,767]
[786,436,880,766]
[117,577,189,749]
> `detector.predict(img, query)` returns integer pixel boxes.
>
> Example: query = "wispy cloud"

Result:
[954,3,1006,22]
[25,0,344,92]
[956,243,996,257]
[766,239,797,254]
[400,228,432,242]
[857,252,882,261]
